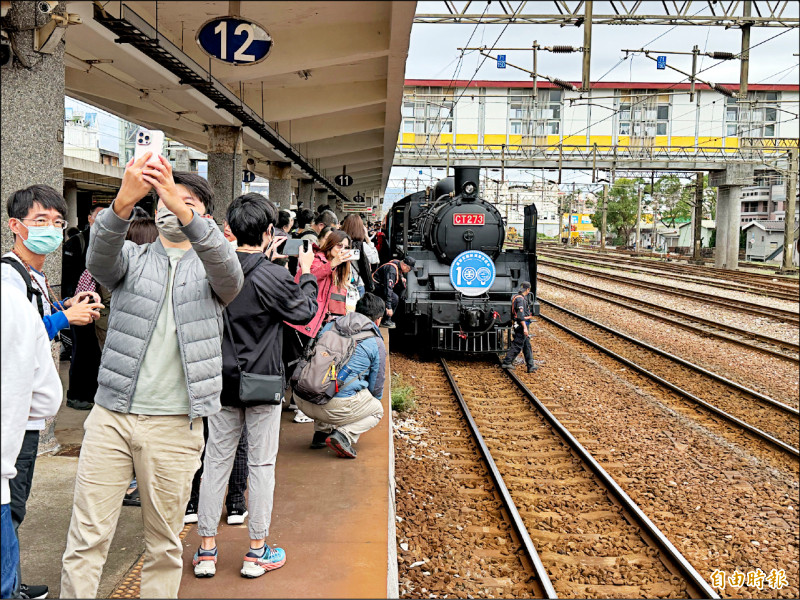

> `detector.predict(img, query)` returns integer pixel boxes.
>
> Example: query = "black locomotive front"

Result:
[387,166,539,355]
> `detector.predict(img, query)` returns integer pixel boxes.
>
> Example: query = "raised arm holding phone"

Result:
[61,143,244,599]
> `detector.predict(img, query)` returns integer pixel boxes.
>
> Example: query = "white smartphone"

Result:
[347,248,361,261]
[133,127,165,167]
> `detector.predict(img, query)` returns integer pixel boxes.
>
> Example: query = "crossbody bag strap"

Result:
[222,310,244,376]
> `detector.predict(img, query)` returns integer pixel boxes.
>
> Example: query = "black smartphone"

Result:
[279,238,304,256]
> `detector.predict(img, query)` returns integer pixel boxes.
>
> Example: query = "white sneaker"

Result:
[192,548,217,578]
[293,410,313,424]
[227,509,249,525]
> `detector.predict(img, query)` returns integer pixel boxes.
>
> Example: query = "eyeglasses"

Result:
[20,218,68,230]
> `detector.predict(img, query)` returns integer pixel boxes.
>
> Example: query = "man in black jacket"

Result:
[192,192,317,580]
[372,256,414,329]
[62,205,104,410]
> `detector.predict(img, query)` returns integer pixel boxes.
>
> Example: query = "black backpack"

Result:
[1,257,45,318]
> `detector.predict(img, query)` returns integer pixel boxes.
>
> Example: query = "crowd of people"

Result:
[1,152,400,598]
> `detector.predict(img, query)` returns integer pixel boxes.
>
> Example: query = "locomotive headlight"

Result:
[463,182,477,197]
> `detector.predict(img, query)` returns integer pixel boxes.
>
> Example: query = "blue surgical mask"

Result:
[19,223,63,255]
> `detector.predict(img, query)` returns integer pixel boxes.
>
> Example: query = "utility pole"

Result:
[600,184,607,252]
[651,171,657,253]
[692,173,704,264]
[739,0,752,98]
[635,184,643,252]
[781,147,798,273]
[568,182,575,245]
[581,1,593,91]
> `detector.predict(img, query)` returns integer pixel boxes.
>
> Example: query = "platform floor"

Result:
[107,329,395,598]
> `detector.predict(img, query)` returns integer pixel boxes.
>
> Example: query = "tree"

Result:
[590,177,642,244]
[652,175,688,226]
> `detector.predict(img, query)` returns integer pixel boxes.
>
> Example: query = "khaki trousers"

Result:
[60,405,204,599]
[295,388,384,444]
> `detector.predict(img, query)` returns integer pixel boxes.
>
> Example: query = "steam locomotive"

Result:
[385,166,539,355]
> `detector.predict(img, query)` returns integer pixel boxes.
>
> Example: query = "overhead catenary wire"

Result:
[497,30,798,172]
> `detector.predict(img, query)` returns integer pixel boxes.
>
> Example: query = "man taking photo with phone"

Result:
[60,152,243,599]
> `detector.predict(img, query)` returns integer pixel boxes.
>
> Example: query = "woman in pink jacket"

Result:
[285,229,353,422]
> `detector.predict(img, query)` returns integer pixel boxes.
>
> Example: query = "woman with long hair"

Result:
[285,229,353,423]
[340,215,376,303]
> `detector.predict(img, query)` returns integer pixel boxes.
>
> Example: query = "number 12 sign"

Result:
[197,17,273,65]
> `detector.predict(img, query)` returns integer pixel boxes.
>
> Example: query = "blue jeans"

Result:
[1,504,19,599]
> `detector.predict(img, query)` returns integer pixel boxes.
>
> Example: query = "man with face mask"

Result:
[1,184,103,600]
[60,153,243,599]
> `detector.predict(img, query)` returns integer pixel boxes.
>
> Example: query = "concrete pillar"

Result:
[1,1,68,455]
[269,161,292,210]
[714,187,729,268]
[174,147,191,172]
[64,181,78,228]
[314,188,328,211]
[207,125,242,226]
[331,195,344,220]
[298,178,314,211]
[709,165,753,270]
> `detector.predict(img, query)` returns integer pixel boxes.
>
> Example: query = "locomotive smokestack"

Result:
[454,166,480,199]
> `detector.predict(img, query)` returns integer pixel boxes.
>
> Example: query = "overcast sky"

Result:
[386,2,799,195]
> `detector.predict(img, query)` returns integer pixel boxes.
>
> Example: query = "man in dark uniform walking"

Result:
[500,281,536,372]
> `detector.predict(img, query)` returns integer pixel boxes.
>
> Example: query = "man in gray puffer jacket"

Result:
[61,152,243,599]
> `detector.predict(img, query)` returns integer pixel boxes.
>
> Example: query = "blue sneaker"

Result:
[241,545,286,578]
[192,547,217,578]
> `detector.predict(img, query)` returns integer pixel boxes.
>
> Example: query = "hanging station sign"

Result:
[196,16,273,65]
[335,174,353,186]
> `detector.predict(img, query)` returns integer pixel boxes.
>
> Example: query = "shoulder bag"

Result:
[224,311,283,405]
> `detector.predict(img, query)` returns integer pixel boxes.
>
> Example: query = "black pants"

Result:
[10,429,39,589]
[503,324,533,368]
[190,417,248,510]
[373,284,399,317]
[67,322,101,402]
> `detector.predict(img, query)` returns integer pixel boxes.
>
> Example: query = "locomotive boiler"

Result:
[385,166,539,355]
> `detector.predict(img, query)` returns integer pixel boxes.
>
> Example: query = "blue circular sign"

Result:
[196,17,273,65]
[449,250,496,297]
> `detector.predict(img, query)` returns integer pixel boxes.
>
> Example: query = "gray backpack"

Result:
[290,321,379,405]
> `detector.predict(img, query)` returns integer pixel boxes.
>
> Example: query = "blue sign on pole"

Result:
[197,16,273,65]
[656,55,667,70]
[449,250,496,297]
[497,54,507,69]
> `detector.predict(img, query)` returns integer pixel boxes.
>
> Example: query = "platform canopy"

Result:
[63,1,415,200]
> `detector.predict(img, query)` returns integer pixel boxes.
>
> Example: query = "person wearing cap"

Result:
[371,256,415,329]
[500,281,537,373]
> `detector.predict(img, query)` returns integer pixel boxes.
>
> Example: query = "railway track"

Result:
[438,358,718,599]
[539,246,800,295]
[538,272,800,363]
[538,257,800,326]
[538,299,800,458]
[539,250,800,301]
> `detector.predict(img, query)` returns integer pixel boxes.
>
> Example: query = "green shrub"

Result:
[391,373,417,413]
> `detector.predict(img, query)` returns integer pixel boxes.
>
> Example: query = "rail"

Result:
[537,257,800,324]
[538,273,800,363]
[499,367,720,599]
[439,358,557,599]
[539,300,800,457]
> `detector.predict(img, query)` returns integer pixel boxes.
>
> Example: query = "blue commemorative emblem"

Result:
[449,251,496,297]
